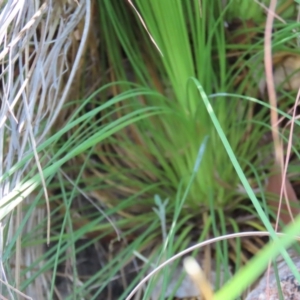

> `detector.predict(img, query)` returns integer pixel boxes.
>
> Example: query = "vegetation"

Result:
[1,0,300,299]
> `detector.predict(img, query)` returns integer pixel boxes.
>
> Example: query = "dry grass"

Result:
[0,0,90,297]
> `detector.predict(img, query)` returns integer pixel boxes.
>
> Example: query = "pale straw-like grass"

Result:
[0,0,91,297]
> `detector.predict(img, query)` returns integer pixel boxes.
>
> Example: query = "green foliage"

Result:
[97,0,271,212]
[225,0,297,22]
[3,0,300,299]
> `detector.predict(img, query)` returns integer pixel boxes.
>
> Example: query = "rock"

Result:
[246,249,300,300]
